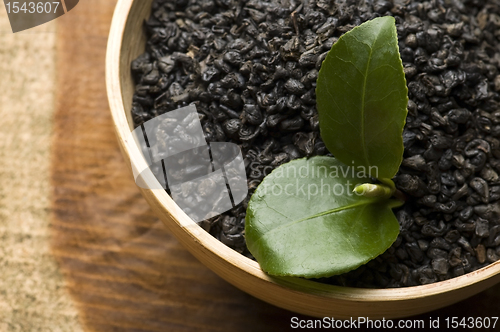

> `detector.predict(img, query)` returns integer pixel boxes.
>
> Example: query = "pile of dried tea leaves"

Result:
[131,0,500,288]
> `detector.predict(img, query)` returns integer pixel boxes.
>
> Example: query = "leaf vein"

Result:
[254,200,373,246]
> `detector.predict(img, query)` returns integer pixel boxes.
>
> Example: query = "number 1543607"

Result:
[5,2,60,14]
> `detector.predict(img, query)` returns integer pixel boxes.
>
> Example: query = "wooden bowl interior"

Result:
[119,0,152,130]
[106,0,500,319]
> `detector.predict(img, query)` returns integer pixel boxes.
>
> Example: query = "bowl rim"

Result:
[105,0,500,317]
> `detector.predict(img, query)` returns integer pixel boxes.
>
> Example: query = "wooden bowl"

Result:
[106,0,500,319]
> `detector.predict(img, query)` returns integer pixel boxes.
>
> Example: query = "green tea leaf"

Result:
[316,16,408,179]
[245,157,401,278]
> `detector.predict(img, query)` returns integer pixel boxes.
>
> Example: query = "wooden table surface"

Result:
[2,0,500,331]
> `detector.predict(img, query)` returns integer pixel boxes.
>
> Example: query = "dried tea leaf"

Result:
[316,16,408,179]
[245,157,401,278]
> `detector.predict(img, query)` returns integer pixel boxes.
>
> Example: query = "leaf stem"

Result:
[393,188,407,202]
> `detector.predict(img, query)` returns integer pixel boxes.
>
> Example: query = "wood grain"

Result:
[50,1,312,331]
[52,0,500,331]
[0,10,83,332]
[108,0,500,321]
